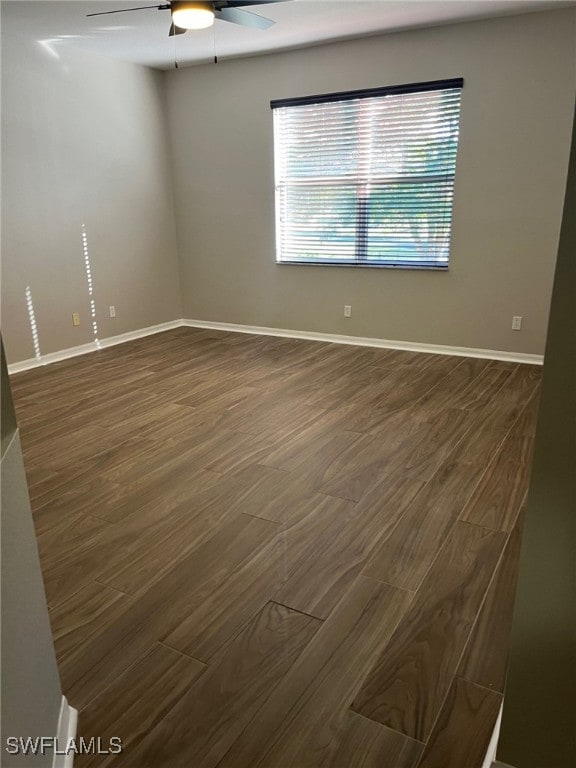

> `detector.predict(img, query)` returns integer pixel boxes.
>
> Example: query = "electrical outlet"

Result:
[512,316,522,331]
[72,313,80,327]
[344,305,352,318]
[109,305,116,318]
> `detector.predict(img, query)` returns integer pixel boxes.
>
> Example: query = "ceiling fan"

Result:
[86,1,288,36]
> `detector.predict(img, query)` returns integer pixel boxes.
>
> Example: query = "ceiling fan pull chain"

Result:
[213,21,218,63]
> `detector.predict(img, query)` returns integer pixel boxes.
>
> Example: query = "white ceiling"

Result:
[4,0,574,70]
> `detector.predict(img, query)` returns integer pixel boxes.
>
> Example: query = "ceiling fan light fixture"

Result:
[171,1,214,30]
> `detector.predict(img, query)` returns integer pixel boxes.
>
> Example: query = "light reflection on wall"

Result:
[25,287,42,360]
[82,224,101,349]
[37,28,131,62]
[37,39,62,60]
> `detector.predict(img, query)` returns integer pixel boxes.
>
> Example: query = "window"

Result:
[271,78,463,269]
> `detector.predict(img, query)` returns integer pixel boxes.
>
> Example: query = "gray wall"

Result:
[1,344,63,766]
[497,101,576,768]
[165,9,576,356]
[1,5,182,365]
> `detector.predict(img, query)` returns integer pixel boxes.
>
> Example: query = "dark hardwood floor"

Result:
[10,327,540,768]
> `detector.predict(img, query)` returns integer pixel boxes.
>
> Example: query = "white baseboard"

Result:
[483,700,503,768]
[7,320,183,374]
[52,696,78,768]
[8,317,543,373]
[182,319,544,365]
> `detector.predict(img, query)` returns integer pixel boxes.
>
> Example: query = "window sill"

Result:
[276,260,449,271]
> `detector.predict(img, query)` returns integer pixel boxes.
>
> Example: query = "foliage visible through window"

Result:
[271,79,463,268]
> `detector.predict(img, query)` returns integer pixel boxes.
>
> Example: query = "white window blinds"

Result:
[271,79,463,269]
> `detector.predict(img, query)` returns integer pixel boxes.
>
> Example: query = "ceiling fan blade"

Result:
[169,21,187,36]
[216,6,275,29]
[86,5,166,18]
[221,1,288,6]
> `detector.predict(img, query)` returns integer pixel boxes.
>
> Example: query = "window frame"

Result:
[271,78,464,271]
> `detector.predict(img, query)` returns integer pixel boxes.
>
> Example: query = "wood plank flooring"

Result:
[10,327,540,768]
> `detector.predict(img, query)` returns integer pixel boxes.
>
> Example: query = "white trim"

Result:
[482,700,503,768]
[182,319,544,365]
[8,317,543,373]
[8,320,183,374]
[52,696,78,768]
